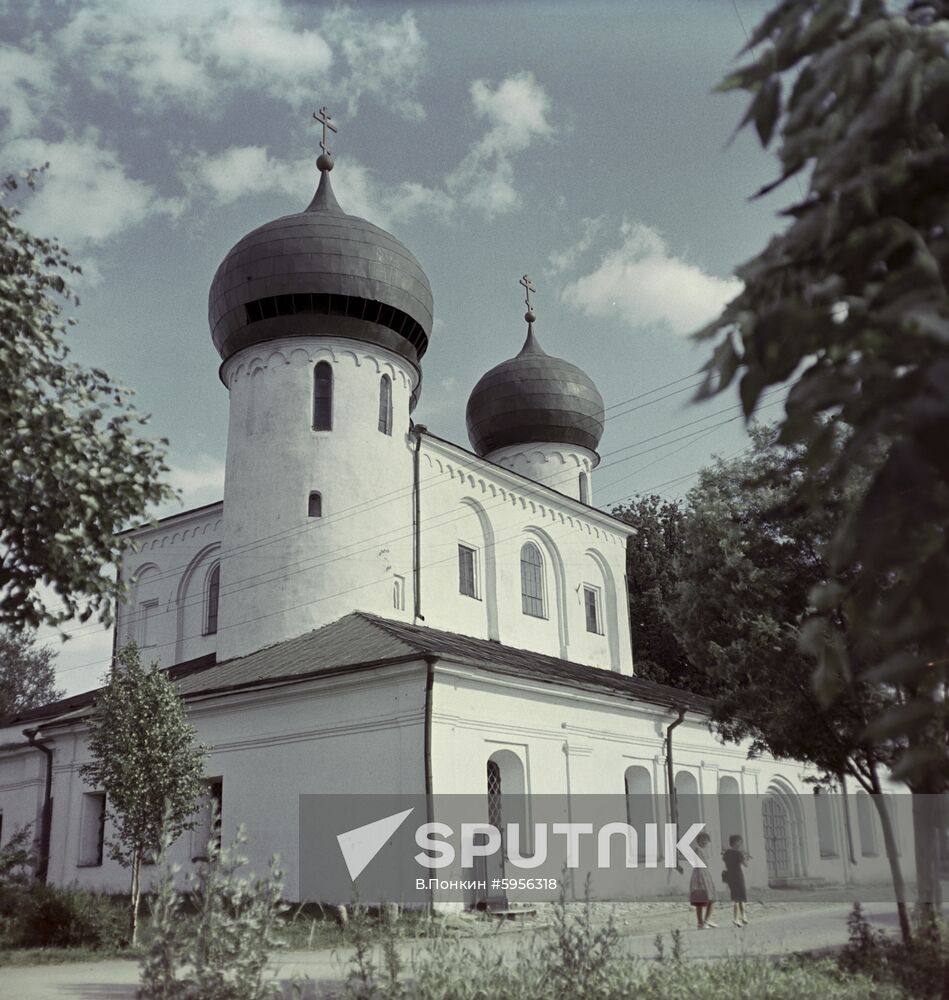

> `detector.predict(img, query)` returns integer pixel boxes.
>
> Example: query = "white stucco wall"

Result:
[427,664,914,904]
[0,659,916,905]
[216,335,419,661]
[115,505,223,669]
[486,442,597,503]
[417,436,633,673]
[0,664,427,901]
[111,367,634,677]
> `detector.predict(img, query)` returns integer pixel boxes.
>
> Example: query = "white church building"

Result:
[0,134,909,908]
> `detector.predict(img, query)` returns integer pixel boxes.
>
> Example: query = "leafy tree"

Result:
[1,170,175,634]
[694,0,949,790]
[670,426,913,940]
[610,496,704,691]
[80,643,207,945]
[0,627,63,718]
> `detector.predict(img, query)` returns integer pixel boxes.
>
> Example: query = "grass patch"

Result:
[0,945,140,967]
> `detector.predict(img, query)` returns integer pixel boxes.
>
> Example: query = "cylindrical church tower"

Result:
[465,282,604,504]
[208,127,433,660]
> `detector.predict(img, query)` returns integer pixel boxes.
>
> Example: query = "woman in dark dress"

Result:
[722,834,749,926]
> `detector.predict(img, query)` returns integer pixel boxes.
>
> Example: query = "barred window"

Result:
[313,362,333,430]
[378,374,393,435]
[520,542,546,618]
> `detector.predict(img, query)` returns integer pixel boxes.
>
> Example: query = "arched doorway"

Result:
[479,750,528,909]
[761,779,808,886]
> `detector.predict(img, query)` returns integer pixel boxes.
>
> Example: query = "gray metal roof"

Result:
[4,613,708,729]
[208,170,434,367]
[466,327,605,456]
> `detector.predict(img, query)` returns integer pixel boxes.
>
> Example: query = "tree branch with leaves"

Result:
[80,643,207,945]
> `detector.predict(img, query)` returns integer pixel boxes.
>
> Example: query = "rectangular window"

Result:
[583,586,602,634]
[138,599,159,648]
[191,778,223,862]
[458,544,478,598]
[78,792,106,867]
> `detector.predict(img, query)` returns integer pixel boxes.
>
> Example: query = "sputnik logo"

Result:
[336,808,414,881]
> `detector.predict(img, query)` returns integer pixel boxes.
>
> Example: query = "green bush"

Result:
[838,902,949,1000]
[15,884,126,950]
[139,821,288,1000]
[343,893,900,1000]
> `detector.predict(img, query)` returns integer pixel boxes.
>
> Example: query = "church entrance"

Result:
[761,779,809,886]
[762,796,791,881]
[472,760,508,909]
[473,751,528,910]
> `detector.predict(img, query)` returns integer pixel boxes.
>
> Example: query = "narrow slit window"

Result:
[192,778,223,862]
[458,544,477,598]
[313,362,333,430]
[308,491,322,518]
[579,472,589,504]
[583,585,602,634]
[205,564,220,636]
[78,792,106,867]
[520,542,546,618]
[378,374,393,435]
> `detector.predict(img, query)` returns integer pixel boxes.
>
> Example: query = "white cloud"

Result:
[6,131,183,246]
[560,221,742,335]
[546,216,603,276]
[447,71,553,218]
[185,145,454,227]
[55,2,217,110]
[187,145,309,204]
[52,0,425,117]
[164,454,226,511]
[206,1,334,108]
[0,43,55,136]
[323,7,427,120]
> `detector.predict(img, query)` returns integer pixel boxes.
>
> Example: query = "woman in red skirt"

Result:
[689,830,717,928]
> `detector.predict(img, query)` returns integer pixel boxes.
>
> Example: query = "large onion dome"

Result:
[466,315,605,458]
[208,162,433,369]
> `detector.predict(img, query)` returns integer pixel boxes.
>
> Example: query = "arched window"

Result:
[718,775,743,849]
[520,542,545,618]
[814,787,838,858]
[378,374,392,435]
[487,750,529,857]
[674,770,700,834]
[312,362,332,430]
[205,564,220,636]
[579,472,589,504]
[308,491,322,518]
[857,791,878,857]
[625,765,654,860]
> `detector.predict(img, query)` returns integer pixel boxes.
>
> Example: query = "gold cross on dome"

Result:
[313,106,338,156]
[520,274,536,311]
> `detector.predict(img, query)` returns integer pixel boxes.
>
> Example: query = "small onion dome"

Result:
[466,325,605,457]
[208,167,433,368]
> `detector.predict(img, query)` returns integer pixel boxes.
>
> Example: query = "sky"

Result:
[1,0,795,695]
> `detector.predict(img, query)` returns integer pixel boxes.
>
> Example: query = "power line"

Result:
[35,368,713,618]
[44,396,773,650]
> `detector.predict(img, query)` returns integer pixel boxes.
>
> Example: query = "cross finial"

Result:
[313,106,337,155]
[520,274,537,329]
[312,107,338,171]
